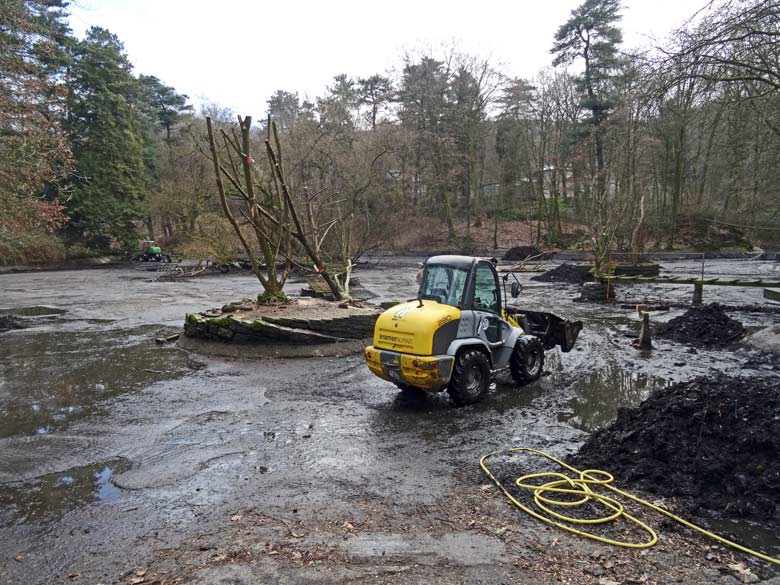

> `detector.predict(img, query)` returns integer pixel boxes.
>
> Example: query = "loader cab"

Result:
[418,256,501,311]
[419,256,508,344]
[418,258,471,308]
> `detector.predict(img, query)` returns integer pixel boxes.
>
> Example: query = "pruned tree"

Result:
[206,115,359,302]
[206,115,291,301]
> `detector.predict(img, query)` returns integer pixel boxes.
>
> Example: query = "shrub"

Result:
[0,230,66,265]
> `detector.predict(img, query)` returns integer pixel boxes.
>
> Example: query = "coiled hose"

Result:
[479,447,780,565]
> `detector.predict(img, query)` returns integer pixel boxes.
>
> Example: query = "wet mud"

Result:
[0,458,130,525]
[0,260,779,584]
[0,326,198,437]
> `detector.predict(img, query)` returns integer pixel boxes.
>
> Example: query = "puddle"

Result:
[701,517,780,559]
[0,458,130,525]
[563,364,669,432]
[0,326,197,437]
[0,306,67,317]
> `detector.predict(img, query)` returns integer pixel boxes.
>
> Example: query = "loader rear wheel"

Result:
[447,349,490,406]
[510,336,544,385]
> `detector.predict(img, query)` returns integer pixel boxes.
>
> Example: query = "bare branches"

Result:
[205,116,268,288]
[664,0,780,93]
[264,121,346,300]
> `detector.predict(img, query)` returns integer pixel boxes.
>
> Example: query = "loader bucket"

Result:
[512,310,583,353]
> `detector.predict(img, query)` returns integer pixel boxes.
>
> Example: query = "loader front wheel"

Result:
[510,336,544,385]
[447,349,490,406]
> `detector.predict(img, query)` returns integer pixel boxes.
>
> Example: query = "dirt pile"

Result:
[503,246,549,261]
[570,376,780,523]
[657,303,745,345]
[530,263,592,284]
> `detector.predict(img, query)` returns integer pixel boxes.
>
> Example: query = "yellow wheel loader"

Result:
[364,255,583,405]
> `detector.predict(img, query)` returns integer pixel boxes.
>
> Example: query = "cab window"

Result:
[420,264,469,307]
[473,264,500,313]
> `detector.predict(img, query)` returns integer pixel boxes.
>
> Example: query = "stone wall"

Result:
[183,310,379,346]
[263,314,377,339]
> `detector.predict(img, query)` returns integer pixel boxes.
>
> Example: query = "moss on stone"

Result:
[245,318,269,332]
[257,291,289,305]
[206,315,238,328]
[185,313,205,324]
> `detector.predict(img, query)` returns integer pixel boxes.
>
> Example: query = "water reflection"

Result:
[0,326,196,437]
[702,517,780,558]
[0,459,130,525]
[565,365,668,432]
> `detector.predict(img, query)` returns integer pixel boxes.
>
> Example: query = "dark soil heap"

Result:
[657,303,745,345]
[530,263,592,284]
[503,246,545,261]
[570,376,780,523]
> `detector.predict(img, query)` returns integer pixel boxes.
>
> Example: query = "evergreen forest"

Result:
[2,0,779,266]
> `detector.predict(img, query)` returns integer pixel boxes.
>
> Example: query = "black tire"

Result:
[219,263,230,273]
[161,255,171,263]
[510,336,544,385]
[447,349,491,406]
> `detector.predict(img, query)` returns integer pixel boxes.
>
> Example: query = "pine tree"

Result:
[139,75,192,142]
[551,0,623,182]
[64,27,147,248]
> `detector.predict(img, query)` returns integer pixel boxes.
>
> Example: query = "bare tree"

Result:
[206,115,291,301]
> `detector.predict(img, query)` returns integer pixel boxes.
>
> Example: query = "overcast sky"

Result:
[67,0,706,118]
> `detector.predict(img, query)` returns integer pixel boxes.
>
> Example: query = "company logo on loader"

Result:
[379,333,413,346]
[392,307,411,320]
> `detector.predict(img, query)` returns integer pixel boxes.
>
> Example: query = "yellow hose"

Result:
[479,447,780,565]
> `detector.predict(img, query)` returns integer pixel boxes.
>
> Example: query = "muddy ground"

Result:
[1,258,780,584]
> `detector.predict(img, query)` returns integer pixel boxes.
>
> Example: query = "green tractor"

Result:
[364,255,582,405]
[133,240,172,263]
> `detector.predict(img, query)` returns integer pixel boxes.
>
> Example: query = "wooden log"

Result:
[693,282,703,305]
